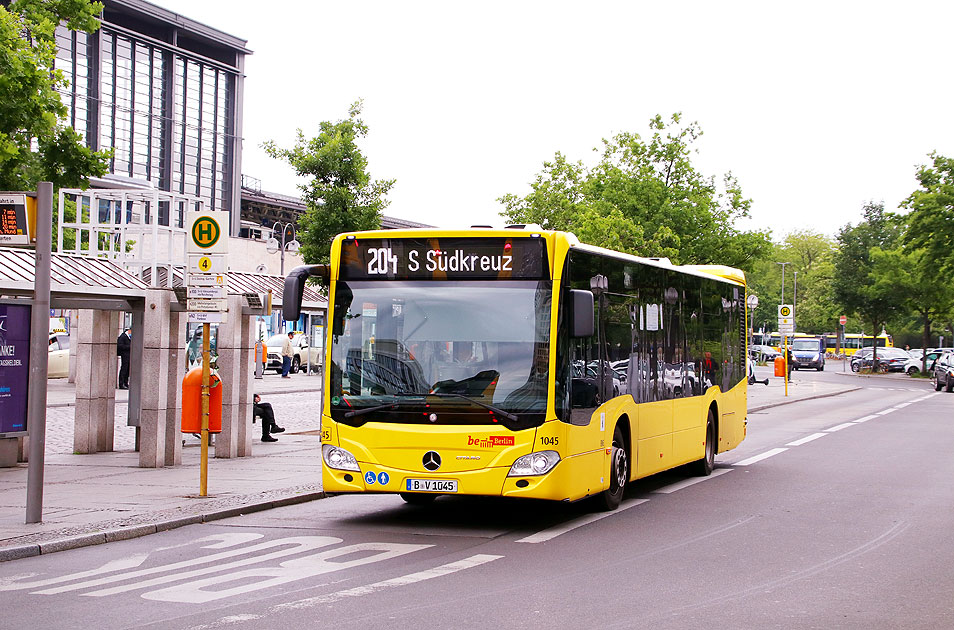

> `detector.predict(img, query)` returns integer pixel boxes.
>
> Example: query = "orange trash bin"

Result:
[774,355,786,377]
[181,367,223,433]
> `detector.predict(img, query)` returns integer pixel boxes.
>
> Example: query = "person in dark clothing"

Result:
[117,328,131,389]
[253,394,285,442]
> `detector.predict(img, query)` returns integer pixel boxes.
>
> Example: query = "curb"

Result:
[0,490,327,563]
[749,386,863,412]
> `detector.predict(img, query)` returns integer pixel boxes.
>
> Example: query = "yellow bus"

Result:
[283,228,748,510]
[825,332,893,356]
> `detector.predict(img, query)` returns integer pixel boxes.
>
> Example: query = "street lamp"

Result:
[265,221,300,276]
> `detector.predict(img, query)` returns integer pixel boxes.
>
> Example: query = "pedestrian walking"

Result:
[281,331,294,378]
[116,327,131,389]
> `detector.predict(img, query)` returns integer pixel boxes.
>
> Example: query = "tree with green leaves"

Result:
[263,100,394,264]
[747,230,839,335]
[832,202,904,364]
[499,113,772,269]
[869,245,954,370]
[0,0,109,192]
[903,152,954,273]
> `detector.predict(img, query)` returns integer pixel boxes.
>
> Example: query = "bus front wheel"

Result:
[692,409,716,476]
[595,425,628,511]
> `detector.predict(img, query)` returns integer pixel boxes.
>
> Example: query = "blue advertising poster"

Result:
[0,304,31,434]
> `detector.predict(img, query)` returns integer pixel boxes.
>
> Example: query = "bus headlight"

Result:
[322,444,360,471]
[508,450,560,477]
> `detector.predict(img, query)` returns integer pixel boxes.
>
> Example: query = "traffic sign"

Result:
[187,298,228,312]
[839,315,847,326]
[187,311,227,324]
[778,304,793,318]
[187,211,229,254]
[188,254,226,274]
[187,285,227,299]
[188,273,225,286]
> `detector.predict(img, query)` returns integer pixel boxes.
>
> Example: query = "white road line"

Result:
[826,422,855,432]
[894,402,912,408]
[853,415,878,423]
[653,468,733,494]
[515,498,648,543]
[786,432,828,446]
[874,409,894,416]
[273,554,503,611]
[734,448,788,466]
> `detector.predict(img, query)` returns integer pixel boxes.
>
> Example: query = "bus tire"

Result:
[400,492,437,505]
[595,425,628,511]
[693,409,716,476]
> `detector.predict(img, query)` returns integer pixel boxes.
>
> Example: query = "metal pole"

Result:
[793,271,797,324]
[26,182,53,524]
[200,321,210,496]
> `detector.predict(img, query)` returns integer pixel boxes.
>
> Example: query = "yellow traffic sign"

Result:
[778,304,793,318]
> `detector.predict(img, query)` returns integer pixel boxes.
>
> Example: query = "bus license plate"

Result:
[405,479,457,493]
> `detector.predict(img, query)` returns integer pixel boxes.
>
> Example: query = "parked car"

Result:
[850,347,910,373]
[48,333,70,379]
[932,352,954,392]
[265,332,321,374]
[749,344,781,361]
[904,349,949,375]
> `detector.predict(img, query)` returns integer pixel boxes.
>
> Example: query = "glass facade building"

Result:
[53,0,248,234]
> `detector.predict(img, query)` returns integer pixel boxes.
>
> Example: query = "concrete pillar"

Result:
[214,295,253,458]
[138,289,173,467]
[73,309,114,453]
[163,309,187,466]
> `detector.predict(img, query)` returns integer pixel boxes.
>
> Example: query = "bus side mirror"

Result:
[283,265,329,321]
[569,289,594,338]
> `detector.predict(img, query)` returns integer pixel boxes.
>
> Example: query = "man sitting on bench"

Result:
[253,394,285,442]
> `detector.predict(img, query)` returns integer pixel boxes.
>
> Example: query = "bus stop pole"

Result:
[783,334,789,397]
[26,182,52,524]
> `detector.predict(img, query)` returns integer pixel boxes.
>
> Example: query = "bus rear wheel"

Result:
[595,425,628,511]
[400,492,437,505]
[692,409,716,476]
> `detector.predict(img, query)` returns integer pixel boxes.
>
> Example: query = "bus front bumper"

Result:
[322,450,604,503]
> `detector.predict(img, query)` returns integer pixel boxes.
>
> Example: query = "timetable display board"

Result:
[0,194,30,246]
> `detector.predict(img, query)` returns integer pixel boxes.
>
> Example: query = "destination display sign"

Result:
[339,237,549,281]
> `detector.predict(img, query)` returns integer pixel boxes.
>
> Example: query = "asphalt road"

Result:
[2,372,951,629]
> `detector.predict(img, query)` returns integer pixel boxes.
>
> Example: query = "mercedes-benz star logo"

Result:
[422,451,441,471]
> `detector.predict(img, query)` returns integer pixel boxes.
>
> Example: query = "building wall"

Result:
[53,1,247,230]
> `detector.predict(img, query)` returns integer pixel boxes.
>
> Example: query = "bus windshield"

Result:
[328,280,551,429]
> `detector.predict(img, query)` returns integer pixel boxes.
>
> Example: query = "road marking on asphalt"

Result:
[826,422,855,432]
[515,498,649,544]
[734,448,788,466]
[786,432,828,446]
[853,414,878,423]
[183,554,504,629]
[894,402,912,408]
[653,468,732,494]
[274,554,503,611]
[874,409,894,416]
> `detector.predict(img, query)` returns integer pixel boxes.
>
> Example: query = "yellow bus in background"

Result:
[284,228,748,510]
[825,332,894,356]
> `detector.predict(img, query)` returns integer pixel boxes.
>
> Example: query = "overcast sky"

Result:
[159,0,953,240]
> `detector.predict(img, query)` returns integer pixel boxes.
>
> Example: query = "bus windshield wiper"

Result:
[343,399,418,419]
[394,392,518,422]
